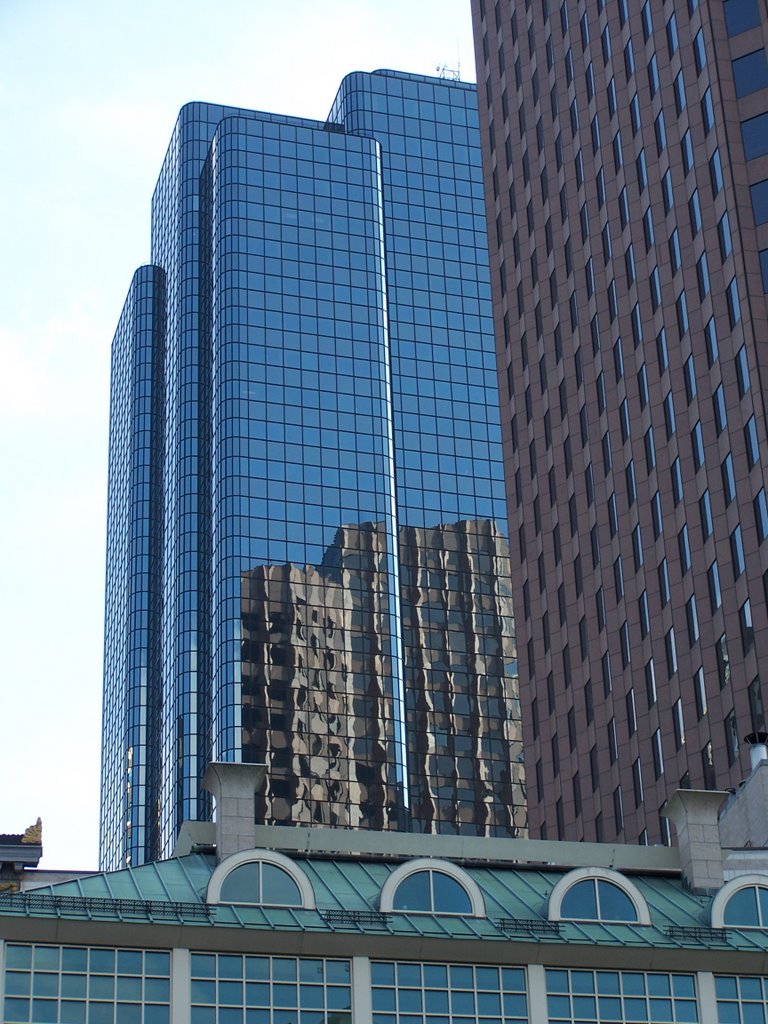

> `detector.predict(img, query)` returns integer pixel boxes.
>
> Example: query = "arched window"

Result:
[712,877,768,929]
[206,850,316,909]
[560,878,637,921]
[549,868,651,924]
[393,870,471,914]
[379,859,485,917]
[220,861,301,906]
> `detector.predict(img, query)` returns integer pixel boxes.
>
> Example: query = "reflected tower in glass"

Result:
[101,70,526,869]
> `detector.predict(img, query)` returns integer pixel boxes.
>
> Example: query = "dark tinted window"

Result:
[751,179,768,225]
[761,249,768,293]
[725,0,761,36]
[748,115,768,160]
[732,50,768,98]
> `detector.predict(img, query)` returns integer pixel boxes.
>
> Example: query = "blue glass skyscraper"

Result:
[101,70,525,869]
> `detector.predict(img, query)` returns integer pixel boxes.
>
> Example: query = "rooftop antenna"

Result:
[436,63,461,81]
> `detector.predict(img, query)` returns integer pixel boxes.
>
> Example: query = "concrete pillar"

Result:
[202,762,266,861]
[662,790,727,893]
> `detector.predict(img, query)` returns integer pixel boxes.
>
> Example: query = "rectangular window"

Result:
[626,460,637,506]
[648,54,659,96]
[722,453,736,505]
[700,490,713,540]
[725,0,761,35]
[755,489,768,543]
[671,457,684,506]
[692,421,705,470]
[705,318,719,366]
[674,698,686,749]
[634,524,647,573]
[740,598,754,654]
[717,634,731,689]
[669,229,681,274]
[709,560,723,612]
[653,728,665,777]
[627,689,637,736]
[676,291,689,338]
[644,425,656,471]
[719,212,733,261]
[725,710,740,766]
[665,626,678,677]
[652,491,663,538]
[655,111,667,154]
[702,88,715,134]
[636,149,648,192]
[742,112,768,160]
[614,555,625,599]
[679,524,691,574]
[663,392,676,439]
[674,71,687,115]
[686,595,699,647]
[633,758,644,807]
[642,0,653,39]
[681,129,694,175]
[713,383,727,435]
[737,345,751,395]
[746,415,760,468]
[695,667,708,719]
[667,13,679,56]
[728,278,742,328]
[749,677,766,732]
[639,590,650,638]
[697,253,710,299]
[646,658,657,706]
[690,191,702,235]
[693,29,707,73]
[733,50,768,98]
[643,208,655,251]
[710,150,724,196]
[650,267,661,310]
[751,179,768,225]
[659,558,671,606]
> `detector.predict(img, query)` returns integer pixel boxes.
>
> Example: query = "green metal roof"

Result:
[2,851,767,952]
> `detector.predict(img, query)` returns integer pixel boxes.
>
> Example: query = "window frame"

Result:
[548,867,652,924]
[207,849,317,908]
[379,858,486,918]
[712,876,768,929]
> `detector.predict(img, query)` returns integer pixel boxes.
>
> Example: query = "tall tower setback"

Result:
[473,0,768,843]
[101,71,526,869]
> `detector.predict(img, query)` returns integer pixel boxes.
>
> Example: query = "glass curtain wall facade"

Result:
[472,0,768,843]
[101,70,525,869]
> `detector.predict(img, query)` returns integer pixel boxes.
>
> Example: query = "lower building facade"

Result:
[7,765,768,1024]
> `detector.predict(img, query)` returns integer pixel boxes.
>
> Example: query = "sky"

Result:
[0,0,478,870]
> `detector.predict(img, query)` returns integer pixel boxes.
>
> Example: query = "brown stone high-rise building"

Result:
[472,0,768,843]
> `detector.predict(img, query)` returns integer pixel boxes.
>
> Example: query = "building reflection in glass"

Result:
[241,519,524,836]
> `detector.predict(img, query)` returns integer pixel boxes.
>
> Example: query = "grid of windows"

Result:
[371,962,527,1024]
[715,976,768,1023]
[190,955,351,1024]
[546,970,698,1023]
[476,0,768,847]
[3,944,170,1024]
[103,71,525,864]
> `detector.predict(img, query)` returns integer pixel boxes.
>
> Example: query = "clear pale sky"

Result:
[0,0,478,869]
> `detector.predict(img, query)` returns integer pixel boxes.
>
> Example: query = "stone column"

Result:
[202,762,266,861]
[662,790,727,893]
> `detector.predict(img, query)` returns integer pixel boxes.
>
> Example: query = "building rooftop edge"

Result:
[240,823,681,872]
